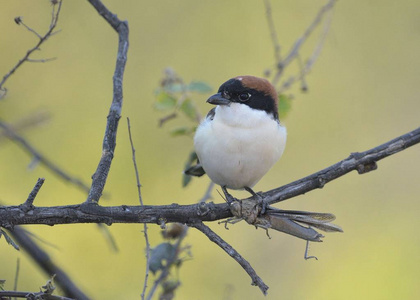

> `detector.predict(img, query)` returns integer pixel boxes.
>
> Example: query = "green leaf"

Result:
[182,151,201,187]
[187,81,212,93]
[154,92,177,111]
[278,94,292,119]
[179,99,198,121]
[164,83,185,93]
[169,126,193,137]
[0,229,20,250]
[0,279,5,291]
[149,242,176,274]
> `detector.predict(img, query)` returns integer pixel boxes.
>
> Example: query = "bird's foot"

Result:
[221,186,237,204]
[244,186,267,215]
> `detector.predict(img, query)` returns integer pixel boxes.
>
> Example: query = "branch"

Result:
[1,127,419,228]
[0,1,63,98]
[21,178,45,211]
[191,221,269,295]
[270,0,336,86]
[7,227,89,300]
[278,7,333,93]
[264,126,420,205]
[127,118,150,300]
[0,202,231,228]
[0,290,73,300]
[263,0,281,62]
[85,0,129,203]
[0,120,91,194]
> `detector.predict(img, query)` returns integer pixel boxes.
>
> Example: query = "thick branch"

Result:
[85,0,129,203]
[0,127,419,227]
[0,203,231,228]
[8,227,89,300]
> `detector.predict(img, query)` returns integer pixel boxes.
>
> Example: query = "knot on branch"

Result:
[356,161,378,174]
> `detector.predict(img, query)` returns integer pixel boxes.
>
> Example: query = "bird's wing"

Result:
[206,107,216,120]
[184,162,206,177]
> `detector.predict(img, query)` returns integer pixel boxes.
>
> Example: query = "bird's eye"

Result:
[238,93,250,101]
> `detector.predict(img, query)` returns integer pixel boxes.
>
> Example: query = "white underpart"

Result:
[194,103,287,190]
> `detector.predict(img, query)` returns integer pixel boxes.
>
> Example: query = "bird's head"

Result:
[207,76,279,120]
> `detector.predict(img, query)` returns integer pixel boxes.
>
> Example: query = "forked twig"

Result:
[0,1,63,98]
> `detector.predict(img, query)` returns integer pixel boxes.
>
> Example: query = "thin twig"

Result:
[158,112,177,127]
[0,111,51,143]
[263,0,281,62]
[271,0,337,86]
[13,257,20,295]
[0,120,91,194]
[85,0,129,203]
[278,8,333,93]
[127,117,150,300]
[0,0,63,98]
[145,229,188,300]
[19,19,43,39]
[191,221,269,295]
[26,57,57,63]
[23,178,45,208]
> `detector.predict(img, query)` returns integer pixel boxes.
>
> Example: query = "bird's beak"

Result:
[207,93,231,106]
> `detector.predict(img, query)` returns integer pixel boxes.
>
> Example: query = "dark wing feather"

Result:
[184,163,206,177]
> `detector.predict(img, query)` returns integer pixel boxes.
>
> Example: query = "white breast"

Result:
[194,103,287,190]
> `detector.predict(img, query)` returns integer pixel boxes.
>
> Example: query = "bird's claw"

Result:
[221,186,237,204]
[244,187,267,215]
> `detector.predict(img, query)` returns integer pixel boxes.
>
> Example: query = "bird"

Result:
[187,75,287,201]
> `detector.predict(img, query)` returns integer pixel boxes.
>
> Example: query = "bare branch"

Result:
[278,9,333,93]
[127,117,150,300]
[19,18,43,39]
[85,0,129,203]
[264,126,420,205]
[22,178,45,210]
[191,221,269,295]
[7,227,89,300]
[1,127,419,228]
[0,1,63,98]
[0,120,91,194]
[145,228,188,300]
[0,290,74,300]
[271,0,337,86]
[0,127,419,296]
[26,57,57,63]
[13,257,20,293]
[0,111,51,143]
[263,0,281,62]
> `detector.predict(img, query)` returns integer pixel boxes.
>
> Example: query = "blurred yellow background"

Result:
[1,1,420,299]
